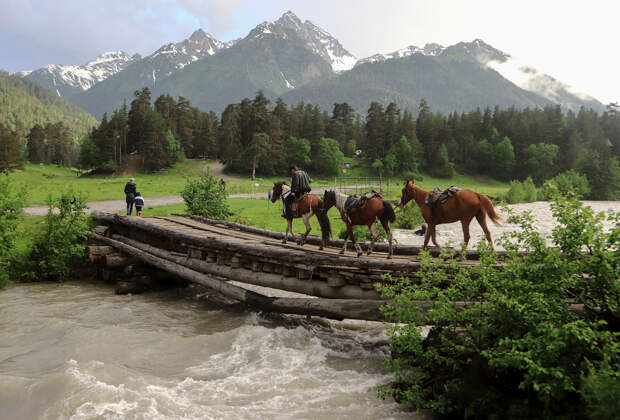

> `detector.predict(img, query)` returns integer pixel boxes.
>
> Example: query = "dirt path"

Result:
[204,161,244,182]
[23,186,369,216]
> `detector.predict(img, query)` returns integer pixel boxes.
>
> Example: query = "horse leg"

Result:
[340,223,351,254]
[476,211,494,251]
[282,219,289,244]
[460,216,473,250]
[288,219,297,244]
[423,224,432,250]
[351,229,363,257]
[381,219,393,259]
[367,221,378,256]
[431,224,440,249]
[299,212,312,246]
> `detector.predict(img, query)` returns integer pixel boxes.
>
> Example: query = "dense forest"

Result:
[2,86,619,199]
[0,71,97,136]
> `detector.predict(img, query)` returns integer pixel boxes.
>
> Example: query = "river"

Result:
[0,282,413,419]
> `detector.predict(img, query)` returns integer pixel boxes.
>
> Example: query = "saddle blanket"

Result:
[344,190,381,219]
[425,186,461,207]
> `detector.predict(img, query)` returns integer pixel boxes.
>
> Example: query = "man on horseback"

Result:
[283,165,311,218]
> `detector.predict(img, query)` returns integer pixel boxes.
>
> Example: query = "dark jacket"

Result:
[134,195,145,208]
[291,170,311,194]
[124,182,137,202]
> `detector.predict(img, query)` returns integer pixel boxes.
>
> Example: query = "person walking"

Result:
[283,165,311,218]
[124,177,137,215]
[134,192,145,216]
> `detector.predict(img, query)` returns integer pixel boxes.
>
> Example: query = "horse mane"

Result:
[331,190,348,212]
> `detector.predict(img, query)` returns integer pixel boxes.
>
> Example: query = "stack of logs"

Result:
[86,244,187,294]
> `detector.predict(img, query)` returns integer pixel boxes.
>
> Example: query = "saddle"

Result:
[425,186,461,211]
[290,192,308,214]
[344,190,381,222]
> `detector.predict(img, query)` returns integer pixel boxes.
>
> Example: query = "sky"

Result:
[1,0,618,104]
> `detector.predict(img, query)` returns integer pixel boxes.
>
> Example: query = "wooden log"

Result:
[327,275,346,288]
[230,255,241,268]
[90,212,429,273]
[92,233,386,321]
[102,233,383,300]
[188,247,204,260]
[104,254,137,270]
[86,245,115,264]
[93,226,110,236]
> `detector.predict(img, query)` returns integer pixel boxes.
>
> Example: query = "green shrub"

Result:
[377,195,620,419]
[20,191,90,282]
[505,177,538,203]
[338,224,386,242]
[181,169,232,219]
[522,176,538,202]
[0,173,26,288]
[547,170,591,198]
[394,202,424,230]
[505,179,525,203]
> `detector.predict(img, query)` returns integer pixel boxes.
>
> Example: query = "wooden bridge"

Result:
[90,212,494,322]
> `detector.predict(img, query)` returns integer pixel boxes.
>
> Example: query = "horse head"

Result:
[398,179,415,210]
[271,182,286,203]
[322,190,337,212]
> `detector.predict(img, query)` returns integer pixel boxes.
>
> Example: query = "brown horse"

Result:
[397,179,501,250]
[271,182,331,249]
[323,190,396,258]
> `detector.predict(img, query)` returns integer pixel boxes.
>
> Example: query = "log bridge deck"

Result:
[90,212,493,321]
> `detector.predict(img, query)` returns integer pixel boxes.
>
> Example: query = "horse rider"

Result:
[283,165,311,218]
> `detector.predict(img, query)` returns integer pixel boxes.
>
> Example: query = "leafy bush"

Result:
[394,202,424,230]
[284,136,311,169]
[377,195,619,419]
[547,170,591,198]
[522,176,538,202]
[338,224,386,242]
[181,169,232,219]
[505,179,525,203]
[20,192,90,282]
[0,173,25,288]
[505,177,538,203]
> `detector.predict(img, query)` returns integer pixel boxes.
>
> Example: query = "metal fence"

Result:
[332,177,392,196]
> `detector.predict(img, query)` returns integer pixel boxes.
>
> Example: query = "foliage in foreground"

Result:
[17,192,90,282]
[378,194,619,419]
[0,173,26,288]
[181,169,232,220]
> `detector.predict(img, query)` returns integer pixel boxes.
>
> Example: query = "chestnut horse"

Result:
[397,179,501,250]
[271,182,331,249]
[323,190,396,258]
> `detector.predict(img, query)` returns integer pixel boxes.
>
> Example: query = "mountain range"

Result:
[15,11,605,120]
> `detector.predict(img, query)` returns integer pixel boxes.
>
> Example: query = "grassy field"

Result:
[8,159,508,206]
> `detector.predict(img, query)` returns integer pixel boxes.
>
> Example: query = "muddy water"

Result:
[0,282,413,419]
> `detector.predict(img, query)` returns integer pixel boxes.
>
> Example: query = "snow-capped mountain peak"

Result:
[355,43,446,66]
[248,11,357,72]
[17,51,140,96]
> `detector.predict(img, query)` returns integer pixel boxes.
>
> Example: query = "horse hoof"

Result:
[367,251,372,256]
[387,254,392,259]
[357,252,363,257]
[281,240,287,244]
[339,250,345,255]
[319,246,323,250]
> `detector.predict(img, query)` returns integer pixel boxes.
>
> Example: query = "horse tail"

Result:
[381,201,396,224]
[317,199,332,241]
[478,194,502,226]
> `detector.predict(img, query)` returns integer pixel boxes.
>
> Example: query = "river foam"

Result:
[0,283,412,419]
